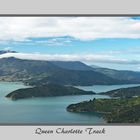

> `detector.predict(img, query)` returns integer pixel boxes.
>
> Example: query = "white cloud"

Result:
[0,17,140,41]
[0,52,140,65]
[33,37,73,46]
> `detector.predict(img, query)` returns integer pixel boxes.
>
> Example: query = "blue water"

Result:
[0,82,139,124]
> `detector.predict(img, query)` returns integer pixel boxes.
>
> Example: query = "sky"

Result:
[0,17,140,71]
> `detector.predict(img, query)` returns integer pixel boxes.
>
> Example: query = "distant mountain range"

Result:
[0,57,117,85]
[0,55,140,86]
[92,67,140,84]
[0,50,17,55]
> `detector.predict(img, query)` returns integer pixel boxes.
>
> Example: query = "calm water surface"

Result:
[0,82,139,124]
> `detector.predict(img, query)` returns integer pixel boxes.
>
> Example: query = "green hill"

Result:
[67,97,140,123]
[5,84,95,100]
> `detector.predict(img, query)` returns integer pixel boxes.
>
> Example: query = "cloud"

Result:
[0,52,140,65]
[0,17,140,41]
[32,37,73,46]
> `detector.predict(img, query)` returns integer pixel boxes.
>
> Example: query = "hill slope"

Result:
[93,67,140,84]
[100,86,140,98]
[50,61,93,71]
[0,57,140,86]
[67,97,140,123]
[0,57,119,86]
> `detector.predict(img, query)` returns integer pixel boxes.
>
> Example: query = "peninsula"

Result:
[5,84,95,100]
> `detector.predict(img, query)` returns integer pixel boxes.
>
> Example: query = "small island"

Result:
[5,84,95,100]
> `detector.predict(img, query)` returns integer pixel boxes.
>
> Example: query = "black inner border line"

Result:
[0,14,140,126]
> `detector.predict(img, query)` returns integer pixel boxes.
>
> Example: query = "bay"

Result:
[0,82,139,124]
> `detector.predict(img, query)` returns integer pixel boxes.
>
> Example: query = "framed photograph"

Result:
[0,15,140,139]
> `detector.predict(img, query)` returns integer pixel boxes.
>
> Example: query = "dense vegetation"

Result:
[5,84,95,100]
[67,85,140,123]
[67,97,140,123]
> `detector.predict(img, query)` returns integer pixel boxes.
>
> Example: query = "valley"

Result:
[0,55,140,123]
